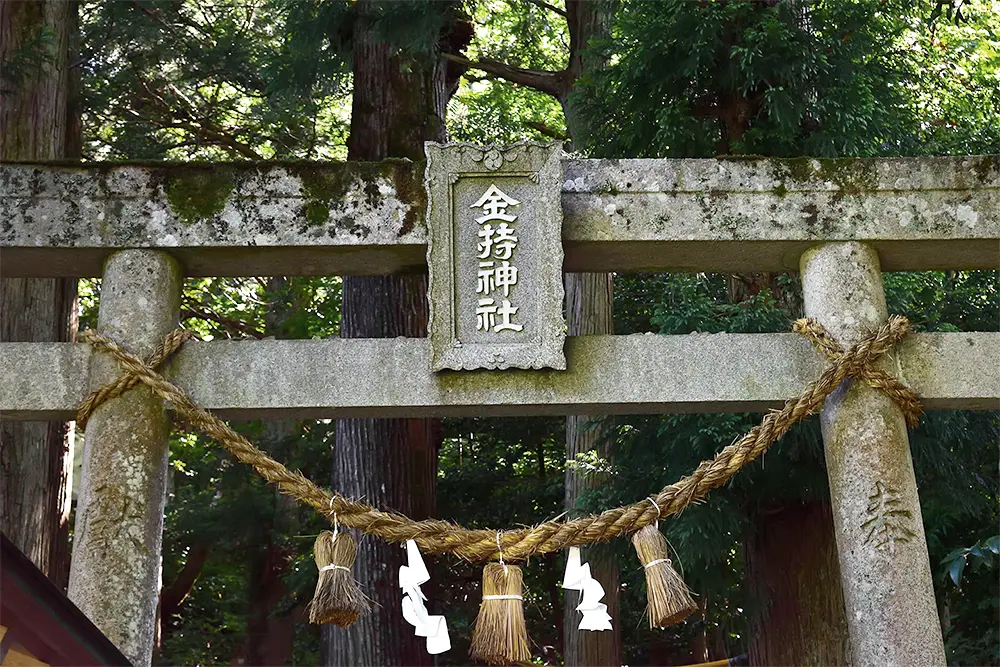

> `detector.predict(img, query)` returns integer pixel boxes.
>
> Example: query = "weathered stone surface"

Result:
[67,250,181,667]
[801,242,946,667]
[561,154,999,272]
[2,155,996,277]
[0,161,428,277]
[426,142,565,370]
[3,331,996,420]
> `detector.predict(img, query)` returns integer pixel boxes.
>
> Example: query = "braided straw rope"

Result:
[791,319,922,426]
[77,316,919,562]
[77,329,196,429]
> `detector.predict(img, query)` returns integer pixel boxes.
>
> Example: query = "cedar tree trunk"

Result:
[322,4,466,664]
[563,274,620,667]
[0,0,78,588]
[561,3,620,665]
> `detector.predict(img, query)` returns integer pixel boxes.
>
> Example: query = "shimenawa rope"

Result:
[76,315,920,563]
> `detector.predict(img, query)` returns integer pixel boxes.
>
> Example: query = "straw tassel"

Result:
[631,524,697,628]
[308,530,371,627]
[470,563,531,664]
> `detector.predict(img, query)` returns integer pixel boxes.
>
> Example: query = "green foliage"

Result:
[79,0,351,160]
[886,272,999,665]
[884,270,1000,332]
[434,416,568,663]
[159,422,334,664]
[576,0,1000,160]
[447,0,568,144]
[938,533,1000,664]
[576,0,912,157]
[144,276,340,663]
[912,1,1000,155]
[466,0,569,72]
[601,268,999,664]
[602,273,823,661]
[941,536,999,587]
[449,79,566,145]
[566,2,999,661]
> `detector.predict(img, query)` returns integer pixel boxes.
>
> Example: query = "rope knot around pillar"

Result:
[792,316,922,427]
[76,328,195,429]
[75,316,922,562]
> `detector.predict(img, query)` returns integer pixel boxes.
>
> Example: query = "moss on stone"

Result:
[164,167,235,224]
[287,163,355,227]
[972,155,999,185]
[286,160,422,231]
[384,160,427,236]
[303,200,331,226]
[782,157,819,184]
[782,157,879,195]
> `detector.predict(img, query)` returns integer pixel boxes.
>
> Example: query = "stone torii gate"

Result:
[1,148,998,667]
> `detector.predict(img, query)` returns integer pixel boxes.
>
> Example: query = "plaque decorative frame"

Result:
[425,141,566,371]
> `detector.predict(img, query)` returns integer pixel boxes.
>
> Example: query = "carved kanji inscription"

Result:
[860,480,917,555]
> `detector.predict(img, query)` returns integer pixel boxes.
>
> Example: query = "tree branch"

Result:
[463,73,493,84]
[181,302,265,339]
[443,53,567,98]
[164,121,263,160]
[525,120,568,140]
[522,0,567,18]
[159,542,212,633]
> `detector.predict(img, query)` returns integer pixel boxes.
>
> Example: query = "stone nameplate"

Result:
[425,142,566,371]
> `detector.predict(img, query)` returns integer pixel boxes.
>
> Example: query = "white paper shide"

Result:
[399,540,451,654]
[562,546,613,631]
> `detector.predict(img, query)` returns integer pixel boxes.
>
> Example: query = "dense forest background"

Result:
[3,0,998,665]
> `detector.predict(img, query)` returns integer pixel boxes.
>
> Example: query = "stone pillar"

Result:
[68,250,182,667]
[800,242,945,667]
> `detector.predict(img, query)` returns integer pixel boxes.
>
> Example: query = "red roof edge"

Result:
[0,533,131,666]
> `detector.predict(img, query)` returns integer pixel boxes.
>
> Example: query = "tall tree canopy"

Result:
[578,0,1000,158]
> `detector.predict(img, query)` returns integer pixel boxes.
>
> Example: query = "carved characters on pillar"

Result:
[860,480,916,555]
[81,488,147,555]
[425,141,566,371]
